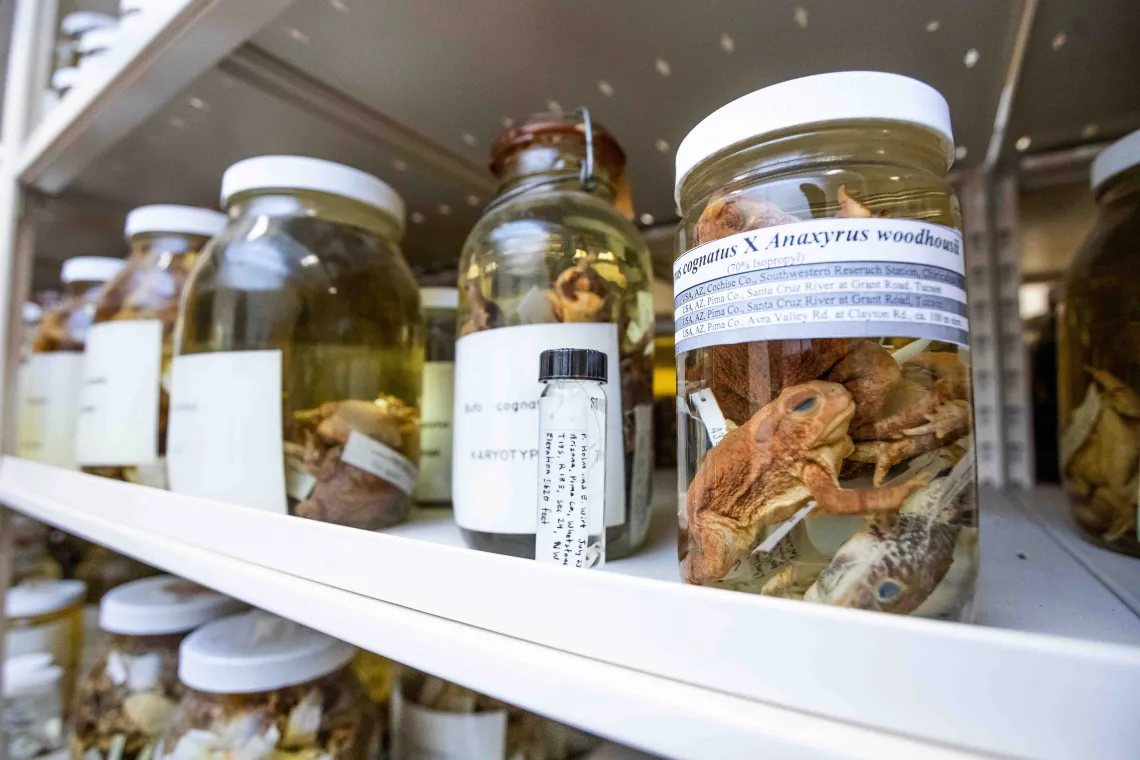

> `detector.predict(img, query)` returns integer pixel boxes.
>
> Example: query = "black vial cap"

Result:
[538,348,608,382]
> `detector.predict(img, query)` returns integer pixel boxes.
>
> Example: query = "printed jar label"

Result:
[342,431,418,495]
[673,218,968,354]
[414,361,455,503]
[453,323,626,534]
[390,688,506,760]
[22,352,85,469]
[75,320,163,466]
[166,351,287,514]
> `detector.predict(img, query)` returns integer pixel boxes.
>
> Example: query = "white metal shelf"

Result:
[1,457,1138,760]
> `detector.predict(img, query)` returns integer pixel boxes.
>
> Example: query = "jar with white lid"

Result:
[77,205,226,488]
[415,286,457,506]
[156,611,373,760]
[168,155,423,530]
[673,72,978,619]
[5,579,86,713]
[2,653,65,760]
[27,257,124,469]
[70,576,245,760]
[1059,129,1140,558]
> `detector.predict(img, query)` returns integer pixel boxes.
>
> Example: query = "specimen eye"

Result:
[876,580,903,601]
[793,396,818,414]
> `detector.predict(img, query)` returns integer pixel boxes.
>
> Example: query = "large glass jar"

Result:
[77,205,226,488]
[1059,129,1140,557]
[169,156,423,530]
[414,287,457,506]
[156,612,373,760]
[454,112,655,559]
[5,580,85,713]
[673,72,978,619]
[70,575,244,760]
[25,257,124,469]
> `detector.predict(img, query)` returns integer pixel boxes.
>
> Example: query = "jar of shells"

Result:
[673,72,978,619]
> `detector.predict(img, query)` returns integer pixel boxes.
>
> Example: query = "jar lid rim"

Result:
[1091,128,1140,191]
[674,71,954,203]
[61,256,124,284]
[221,155,406,233]
[125,205,226,240]
[5,580,85,618]
[100,575,245,635]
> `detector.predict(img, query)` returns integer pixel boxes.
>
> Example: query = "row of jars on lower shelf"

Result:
[4,573,619,760]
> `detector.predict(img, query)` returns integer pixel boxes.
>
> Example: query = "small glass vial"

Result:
[535,348,607,569]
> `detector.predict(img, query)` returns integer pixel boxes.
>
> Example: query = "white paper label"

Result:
[630,402,654,540]
[453,323,625,534]
[166,351,287,513]
[673,218,968,353]
[125,458,168,490]
[22,353,84,469]
[341,431,418,495]
[75,320,163,466]
[283,442,317,501]
[414,361,454,502]
[391,689,506,760]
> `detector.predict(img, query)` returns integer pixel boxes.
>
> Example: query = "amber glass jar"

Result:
[673,72,978,619]
[1059,129,1140,557]
[169,156,422,529]
[5,580,85,713]
[25,257,123,469]
[156,612,372,760]
[453,112,655,559]
[76,206,225,487]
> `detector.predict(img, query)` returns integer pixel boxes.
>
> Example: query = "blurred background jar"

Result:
[2,654,65,760]
[70,576,244,760]
[25,257,124,470]
[1059,128,1140,558]
[4,579,85,714]
[76,205,225,488]
[157,611,373,760]
[168,156,423,530]
[453,111,655,560]
[415,286,457,506]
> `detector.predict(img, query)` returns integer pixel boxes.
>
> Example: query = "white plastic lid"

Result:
[220,155,406,231]
[61,256,124,283]
[77,27,119,54]
[60,11,117,36]
[5,580,85,619]
[99,575,246,635]
[3,653,63,697]
[420,286,459,310]
[125,205,227,239]
[675,71,955,201]
[51,67,82,93]
[1091,128,1140,192]
[179,611,356,693]
[22,301,42,323]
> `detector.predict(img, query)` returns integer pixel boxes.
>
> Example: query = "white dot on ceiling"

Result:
[639,213,655,226]
[955,145,968,160]
[926,20,941,32]
[655,139,670,154]
[169,116,187,129]
[287,27,310,44]
[1051,32,1067,50]
[597,80,615,97]
[655,58,671,76]
[547,100,563,114]
[1081,124,1098,139]
[1015,135,1032,151]
[411,212,426,224]
[719,33,735,54]
[964,48,980,68]
[393,159,409,172]
[329,0,349,13]
[501,116,515,128]
[794,6,809,28]
[188,96,208,110]
[461,132,478,146]
[438,204,452,216]
[466,195,481,206]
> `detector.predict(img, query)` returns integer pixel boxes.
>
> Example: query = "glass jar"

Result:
[673,72,978,619]
[1059,129,1140,557]
[77,205,226,488]
[414,287,458,506]
[169,156,423,529]
[3,654,65,760]
[10,515,64,585]
[157,612,373,760]
[454,111,655,559]
[5,580,86,712]
[26,257,124,469]
[70,575,245,760]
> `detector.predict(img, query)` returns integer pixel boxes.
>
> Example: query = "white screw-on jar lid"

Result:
[1091,128,1140,192]
[5,580,85,619]
[61,256,124,284]
[125,205,227,239]
[220,155,406,232]
[179,611,356,694]
[22,301,42,323]
[99,575,246,636]
[51,67,82,93]
[60,11,117,36]
[675,71,955,202]
[77,27,119,54]
[3,653,63,698]
[420,286,459,310]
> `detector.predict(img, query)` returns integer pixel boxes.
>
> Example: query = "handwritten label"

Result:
[342,431,418,495]
[22,352,85,469]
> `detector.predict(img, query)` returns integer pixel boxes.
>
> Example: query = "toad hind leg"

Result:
[802,462,931,515]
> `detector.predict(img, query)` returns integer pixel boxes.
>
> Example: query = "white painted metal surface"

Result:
[0,458,1137,760]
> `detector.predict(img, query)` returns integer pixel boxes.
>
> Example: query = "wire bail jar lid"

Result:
[674,71,955,202]
[1090,128,1140,192]
[538,348,608,382]
[125,205,226,239]
[179,611,356,694]
[99,575,246,635]
[220,155,406,233]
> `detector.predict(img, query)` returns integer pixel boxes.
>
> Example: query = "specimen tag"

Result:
[674,218,968,353]
[283,442,316,501]
[689,388,729,446]
[22,352,85,469]
[342,431,418,495]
